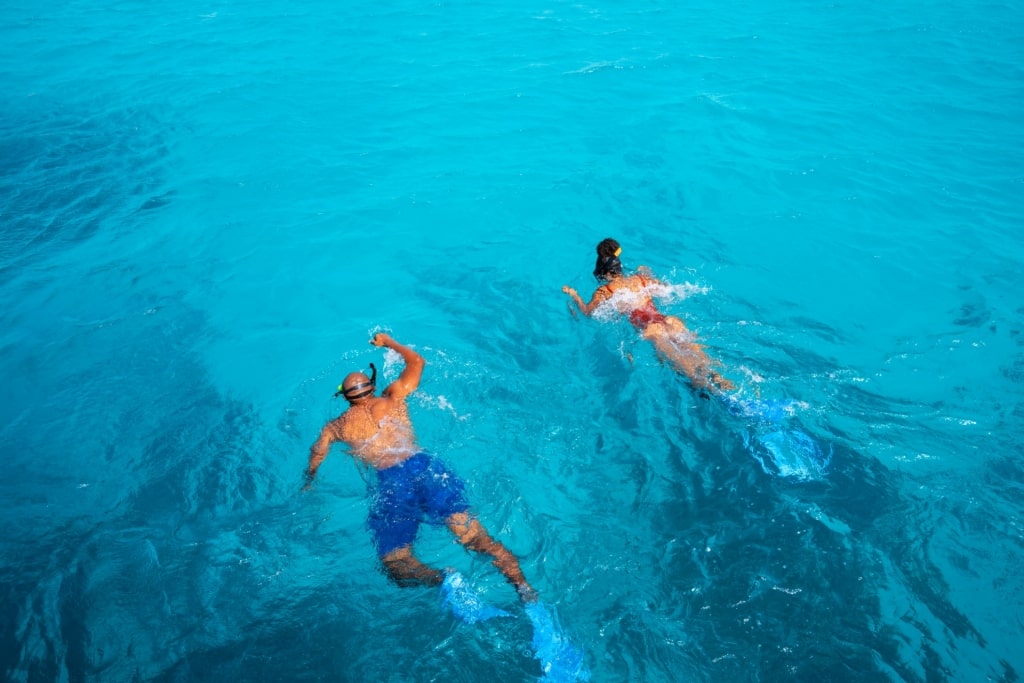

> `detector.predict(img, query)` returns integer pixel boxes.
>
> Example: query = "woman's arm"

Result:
[562,285,608,316]
[634,267,662,288]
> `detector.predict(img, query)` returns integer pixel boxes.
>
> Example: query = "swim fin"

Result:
[524,601,590,682]
[754,428,831,479]
[439,571,511,624]
[722,394,796,425]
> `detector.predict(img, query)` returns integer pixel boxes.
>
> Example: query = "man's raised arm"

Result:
[372,333,424,399]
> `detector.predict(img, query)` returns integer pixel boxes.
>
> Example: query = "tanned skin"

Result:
[305,332,536,600]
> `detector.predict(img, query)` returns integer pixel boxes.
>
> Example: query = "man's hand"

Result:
[371,332,393,348]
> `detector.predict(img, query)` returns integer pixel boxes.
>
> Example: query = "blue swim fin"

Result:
[750,428,831,479]
[439,571,511,624]
[525,601,591,682]
[723,394,798,425]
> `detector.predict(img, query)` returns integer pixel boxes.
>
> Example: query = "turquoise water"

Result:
[2,0,1023,680]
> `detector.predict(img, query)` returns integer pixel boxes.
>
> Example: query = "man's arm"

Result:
[303,426,335,489]
[371,333,424,399]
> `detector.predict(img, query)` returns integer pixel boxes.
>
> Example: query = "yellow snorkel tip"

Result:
[614,247,622,257]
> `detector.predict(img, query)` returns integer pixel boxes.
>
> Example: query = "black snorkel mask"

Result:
[334,363,377,400]
[593,255,623,280]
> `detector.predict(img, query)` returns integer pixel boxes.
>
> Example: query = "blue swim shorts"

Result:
[367,452,470,557]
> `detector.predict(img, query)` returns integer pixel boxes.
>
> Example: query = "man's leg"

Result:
[380,546,444,587]
[446,512,537,601]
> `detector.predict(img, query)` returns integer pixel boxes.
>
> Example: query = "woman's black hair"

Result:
[593,237,623,280]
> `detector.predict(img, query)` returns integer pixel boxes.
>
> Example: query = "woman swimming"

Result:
[562,237,734,395]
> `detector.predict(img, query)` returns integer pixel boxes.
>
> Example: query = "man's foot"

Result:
[517,583,539,604]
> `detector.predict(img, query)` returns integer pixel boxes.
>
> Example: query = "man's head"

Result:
[337,363,377,402]
[593,237,623,280]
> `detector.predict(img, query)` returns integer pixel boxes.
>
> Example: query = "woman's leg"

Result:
[646,321,734,393]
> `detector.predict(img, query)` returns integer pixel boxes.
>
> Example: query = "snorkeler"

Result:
[304,332,537,604]
[562,238,734,395]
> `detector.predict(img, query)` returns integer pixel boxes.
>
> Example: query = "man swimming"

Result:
[304,332,536,602]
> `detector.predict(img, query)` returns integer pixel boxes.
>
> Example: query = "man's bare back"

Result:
[305,332,426,482]
[330,397,418,469]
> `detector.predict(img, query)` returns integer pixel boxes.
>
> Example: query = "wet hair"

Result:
[593,237,623,280]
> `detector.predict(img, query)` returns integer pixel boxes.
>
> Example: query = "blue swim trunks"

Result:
[368,452,470,557]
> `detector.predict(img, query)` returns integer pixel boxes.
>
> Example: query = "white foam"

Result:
[591,278,707,323]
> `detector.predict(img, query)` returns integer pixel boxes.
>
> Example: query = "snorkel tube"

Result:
[334,363,377,400]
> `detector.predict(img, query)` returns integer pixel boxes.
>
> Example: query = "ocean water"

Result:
[2,0,1023,680]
